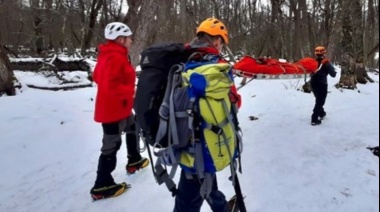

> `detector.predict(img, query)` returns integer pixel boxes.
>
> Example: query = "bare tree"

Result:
[337,0,360,89]
[0,36,16,96]
[0,1,15,96]
[78,0,104,55]
[127,0,159,66]
[29,0,44,55]
[364,0,379,67]
[288,0,307,60]
[0,0,377,80]
[123,0,142,33]
[267,0,284,58]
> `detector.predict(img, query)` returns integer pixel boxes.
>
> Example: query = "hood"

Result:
[186,39,220,56]
[98,41,128,56]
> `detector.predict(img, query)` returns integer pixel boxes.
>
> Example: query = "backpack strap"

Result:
[154,162,177,197]
[155,65,181,146]
[152,63,196,198]
[169,69,186,147]
[230,100,244,174]
[220,99,239,184]
[196,98,237,195]
[200,173,214,199]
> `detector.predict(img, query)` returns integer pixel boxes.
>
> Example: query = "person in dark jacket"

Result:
[90,22,149,200]
[310,46,337,126]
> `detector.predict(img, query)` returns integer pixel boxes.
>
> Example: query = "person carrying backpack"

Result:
[90,22,149,201]
[135,17,245,212]
[310,46,337,126]
[171,18,242,212]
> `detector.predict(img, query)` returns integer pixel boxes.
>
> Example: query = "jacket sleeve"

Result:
[326,63,337,78]
[230,85,242,109]
[219,59,243,109]
[107,57,135,99]
[92,65,99,84]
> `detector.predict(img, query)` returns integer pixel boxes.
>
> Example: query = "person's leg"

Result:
[206,175,229,212]
[311,85,323,124]
[123,114,149,174]
[174,171,204,212]
[94,122,122,188]
[123,114,142,162]
[319,84,328,118]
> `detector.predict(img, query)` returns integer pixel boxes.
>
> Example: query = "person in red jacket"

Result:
[90,22,149,200]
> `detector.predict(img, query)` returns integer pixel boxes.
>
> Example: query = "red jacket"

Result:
[93,41,135,123]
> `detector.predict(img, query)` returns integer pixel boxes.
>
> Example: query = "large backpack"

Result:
[152,53,243,199]
[134,43,187,146]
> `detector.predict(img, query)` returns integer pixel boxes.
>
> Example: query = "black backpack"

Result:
[134,43,187,146]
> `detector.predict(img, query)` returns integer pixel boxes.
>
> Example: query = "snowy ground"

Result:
[0,68,379,212]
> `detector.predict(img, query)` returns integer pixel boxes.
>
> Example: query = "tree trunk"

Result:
[364,0,377,67]
[80,0,103,55]
[0,44,16,96]
[355,63,374,84]
[128,0,159,66]
[337,0,362,89]
[338,54,357,89]
[9,57,91,72]
[30,0,44,55]
[123,0,143,33]
[267,0,282,58]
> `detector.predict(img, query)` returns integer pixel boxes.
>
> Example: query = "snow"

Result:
[0,67,379,212]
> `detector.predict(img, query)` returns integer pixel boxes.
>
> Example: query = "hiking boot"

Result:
[228,195,246,212]
[126,158,149,175]
[90,182,130,201]
[228,195,238,212]
[319,111,326,120]
[311,119,322,126]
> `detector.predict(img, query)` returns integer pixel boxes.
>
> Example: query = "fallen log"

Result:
[9,56,92,72]
[26,83,93,91]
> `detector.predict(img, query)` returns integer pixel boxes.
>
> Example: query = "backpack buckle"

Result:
[211,125,223,135]
[186,109,193,116]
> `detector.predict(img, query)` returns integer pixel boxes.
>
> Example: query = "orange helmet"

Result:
[196,18,229,45]
[315,46,327,55]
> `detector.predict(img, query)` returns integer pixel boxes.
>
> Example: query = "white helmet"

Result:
[104,22,132,40]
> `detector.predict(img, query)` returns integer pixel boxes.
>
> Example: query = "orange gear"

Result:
[321,59,329,64]
[315,46,327,55]
[197,18,229,45]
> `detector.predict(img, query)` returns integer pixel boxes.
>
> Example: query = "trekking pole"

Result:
[234,174,247,212]
[224,46,236,63]
[237,77,255,91]
[223,45,256,91]
[143,135,156,176]
[136,123,156,177]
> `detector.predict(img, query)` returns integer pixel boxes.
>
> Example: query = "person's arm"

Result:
[321,59,337,78]
[92,66,99,84]
[230,85,242,109]
[107,57,134,96]
[326,63,337,78]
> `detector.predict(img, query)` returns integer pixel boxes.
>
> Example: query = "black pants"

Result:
[94,115,141,188]
[311,83,328,121]
[174,171,228,212]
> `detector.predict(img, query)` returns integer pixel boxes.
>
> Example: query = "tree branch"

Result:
[367,42,379,59]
